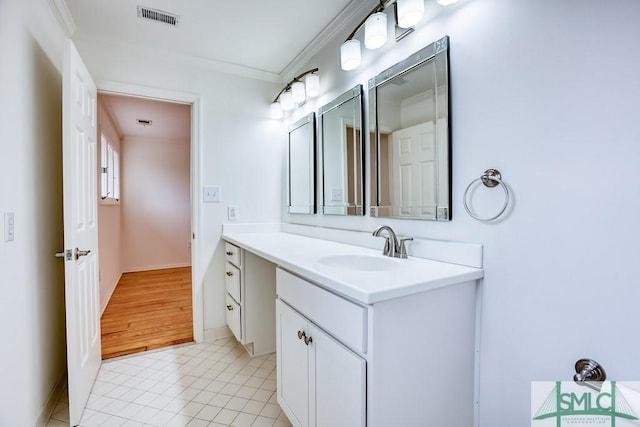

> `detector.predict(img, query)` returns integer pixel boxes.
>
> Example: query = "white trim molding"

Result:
[46,0,77,36]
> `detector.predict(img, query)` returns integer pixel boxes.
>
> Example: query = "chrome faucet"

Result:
[372,225,413,259]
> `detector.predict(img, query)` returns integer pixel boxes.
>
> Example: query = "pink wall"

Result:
[120,136,191,272]
[97,96,122,313]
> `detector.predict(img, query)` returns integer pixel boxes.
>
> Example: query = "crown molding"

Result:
[280,0,379,81]
[46,0,77,36]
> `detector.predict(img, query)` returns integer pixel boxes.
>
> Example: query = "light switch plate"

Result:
[4,212,15,242]
[203,186,220,203]
[228,205,238,221]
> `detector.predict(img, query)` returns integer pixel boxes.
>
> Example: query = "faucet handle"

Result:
[396,237,413,259]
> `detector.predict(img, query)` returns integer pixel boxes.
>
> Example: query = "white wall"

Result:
[120,135,191,272]
[97,97,122,312]
[284,0,640,425]
[72,38,284,335]
[0,0,67,424]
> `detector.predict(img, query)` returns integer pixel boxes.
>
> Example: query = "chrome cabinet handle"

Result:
[226,251,234,256]
[225,271,233,277]
[297,330,313,345]
[75,248,91,260]
[226,305,233,311]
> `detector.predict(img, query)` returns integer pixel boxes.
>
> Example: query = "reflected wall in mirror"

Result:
[369,35,451,220]
[288,113,316,214]
[319,85,364,215]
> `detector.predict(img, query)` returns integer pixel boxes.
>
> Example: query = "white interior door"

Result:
[62,40,101,426]
[391,121,436,218]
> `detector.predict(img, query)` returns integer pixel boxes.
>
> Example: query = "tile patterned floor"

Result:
[47,338,293,427]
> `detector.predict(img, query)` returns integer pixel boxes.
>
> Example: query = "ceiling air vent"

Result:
[137,119,152,126]
[137,5,180,26]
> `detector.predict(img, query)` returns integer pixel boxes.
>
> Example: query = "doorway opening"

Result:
[97,93,193,359]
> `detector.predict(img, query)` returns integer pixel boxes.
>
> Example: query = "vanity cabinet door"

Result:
[225,294,241,341]
[311,323,366,427]
[276,300,366,427]
[276,300,309,427]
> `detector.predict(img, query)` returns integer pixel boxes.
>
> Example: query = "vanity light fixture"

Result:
[340,0,458,72]
[397,0,425,28]
[270,68,320,119]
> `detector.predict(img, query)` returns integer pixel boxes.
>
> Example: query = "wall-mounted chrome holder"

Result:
[574,358,606,392]
[463,169,510,221]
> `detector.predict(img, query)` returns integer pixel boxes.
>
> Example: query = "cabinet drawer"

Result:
[226,294,242,341]
[276,268,367,354]
[225,262,241,302]
[225,242,241,267]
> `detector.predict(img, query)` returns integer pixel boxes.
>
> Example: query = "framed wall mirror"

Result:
[369,35,451,220]
[288,113,316,214]
[319,85,364,215]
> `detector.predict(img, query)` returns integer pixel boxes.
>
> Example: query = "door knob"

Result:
[75,248,91,260]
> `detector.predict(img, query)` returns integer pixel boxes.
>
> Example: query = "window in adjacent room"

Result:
[100,133,120,202]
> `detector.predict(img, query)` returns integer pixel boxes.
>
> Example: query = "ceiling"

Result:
[100,94,191,141]
[63,0,360,79]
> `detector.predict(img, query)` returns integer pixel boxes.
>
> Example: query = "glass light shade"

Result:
[305,74,320,98]
[397,0,425,28]
[364,12,387,49]
[280,91,294,111]
[270,102,283,119]
[437,0,458,5]
[291,81,306,104]
[340,39,361,71]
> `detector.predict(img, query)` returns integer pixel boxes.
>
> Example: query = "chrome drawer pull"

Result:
[226,271,233,277]
[226,251,234,256]
[226,305,234,311]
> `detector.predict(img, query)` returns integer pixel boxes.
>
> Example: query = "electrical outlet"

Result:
[4,212,15,242]
[203,186,221,203]
[228,205,238,221]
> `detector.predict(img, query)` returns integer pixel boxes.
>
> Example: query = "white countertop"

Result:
[222,231,484,305]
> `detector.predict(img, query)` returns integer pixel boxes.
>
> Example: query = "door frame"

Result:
[98,80,204,342]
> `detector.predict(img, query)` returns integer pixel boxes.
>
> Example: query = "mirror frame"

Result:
[368,35,452,221]
[287,113,316,214]
[319,84,365,216]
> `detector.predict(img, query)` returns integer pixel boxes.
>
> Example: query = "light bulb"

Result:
[291,81,306,104]
[340,39,361,71]
[364,12,387,49]
[437,0,458,5]
[280,91,294,111]
[305,74,320,98]
[270,102,283,119]
[397,0,424,28]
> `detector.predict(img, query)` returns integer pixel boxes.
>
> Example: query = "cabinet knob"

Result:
[226,305,233,311]
[226,251,234,256]
[304,335,313,346]
[297,330,304,340]
[226,271,233,277]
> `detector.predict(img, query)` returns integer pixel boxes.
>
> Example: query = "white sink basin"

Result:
[316,254,402,272]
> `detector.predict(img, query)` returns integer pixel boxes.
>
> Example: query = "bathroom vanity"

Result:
[222,225,483,426]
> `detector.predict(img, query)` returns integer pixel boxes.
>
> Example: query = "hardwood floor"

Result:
[100,266,193,359]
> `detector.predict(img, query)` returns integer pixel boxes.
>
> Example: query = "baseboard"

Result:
[122,262,192,273]
[101,272,123,315]
[204,325,233,342]
[35,370,67,427]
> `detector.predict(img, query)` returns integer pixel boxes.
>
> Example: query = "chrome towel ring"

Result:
[463,169,510,221]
